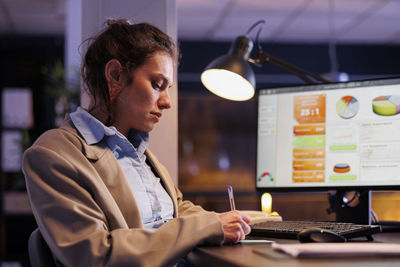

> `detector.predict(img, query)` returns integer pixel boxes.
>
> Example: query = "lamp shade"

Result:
[201,36,256,101]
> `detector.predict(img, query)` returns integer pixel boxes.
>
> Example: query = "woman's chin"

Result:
[142,124,154,133]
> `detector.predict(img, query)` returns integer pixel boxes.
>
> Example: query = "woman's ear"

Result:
[105,59,124,104]
[105,59,122,83]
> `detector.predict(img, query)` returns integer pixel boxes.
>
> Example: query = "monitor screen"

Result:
[256,77,400,191]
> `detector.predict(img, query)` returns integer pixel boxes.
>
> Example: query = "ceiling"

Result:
[177,0,400,44]
[0,0,399,44]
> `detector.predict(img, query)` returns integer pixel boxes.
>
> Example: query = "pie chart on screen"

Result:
[372,95,400,116]
[336,96,359,119]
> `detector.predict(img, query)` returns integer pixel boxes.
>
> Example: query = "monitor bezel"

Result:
[255,76,400,192]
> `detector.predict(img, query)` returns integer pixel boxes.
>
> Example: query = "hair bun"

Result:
[106,18,132,26]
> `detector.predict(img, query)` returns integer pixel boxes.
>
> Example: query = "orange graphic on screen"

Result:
[293,171,325,183]
[293,159,325,171]
[293,148,325,159]
[293,124,325,136]
[294,94,326,124]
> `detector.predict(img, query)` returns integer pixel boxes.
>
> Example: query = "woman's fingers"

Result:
[241,213,252,224]
[239,213,252,235]
[218,210,252,244]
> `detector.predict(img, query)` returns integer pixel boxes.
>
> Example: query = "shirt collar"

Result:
[128,129,149,156]
[70,107,149,156]
[70,107,115,145]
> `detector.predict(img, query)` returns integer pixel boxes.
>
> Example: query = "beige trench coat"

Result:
[22,117,224,267]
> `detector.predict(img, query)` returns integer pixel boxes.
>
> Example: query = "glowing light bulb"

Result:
[201,69,255,101]
[261,193,272,214]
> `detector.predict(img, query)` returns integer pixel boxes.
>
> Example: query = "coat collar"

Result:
[60,115,179,224]
[60,116,141,227]
[60,115,108,162]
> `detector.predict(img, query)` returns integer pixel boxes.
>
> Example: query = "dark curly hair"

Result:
[81,18,178,125]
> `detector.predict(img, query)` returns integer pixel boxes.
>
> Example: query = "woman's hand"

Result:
[218,210,252,244]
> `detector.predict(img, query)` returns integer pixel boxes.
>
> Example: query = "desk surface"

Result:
[187,232,400,267]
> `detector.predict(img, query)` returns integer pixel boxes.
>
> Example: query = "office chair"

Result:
[28,228,57,267]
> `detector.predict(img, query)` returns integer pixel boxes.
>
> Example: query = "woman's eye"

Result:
[152,81,162,90]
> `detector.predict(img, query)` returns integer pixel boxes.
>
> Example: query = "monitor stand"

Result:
[327,190,371,225]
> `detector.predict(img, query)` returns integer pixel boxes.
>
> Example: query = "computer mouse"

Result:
[297,228,347,243]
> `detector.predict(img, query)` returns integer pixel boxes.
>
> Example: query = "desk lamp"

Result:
[201,20,329,101]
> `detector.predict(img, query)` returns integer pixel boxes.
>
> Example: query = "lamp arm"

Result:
[263,58,315,84]
[256,50,329,84]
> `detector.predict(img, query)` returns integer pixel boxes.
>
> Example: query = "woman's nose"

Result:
[158,89,171,110]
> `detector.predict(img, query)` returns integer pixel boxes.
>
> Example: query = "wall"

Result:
[65,0,179,184]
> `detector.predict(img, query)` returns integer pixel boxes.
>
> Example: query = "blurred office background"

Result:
[1,0,400,265]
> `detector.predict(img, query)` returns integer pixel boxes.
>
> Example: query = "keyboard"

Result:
[250,220,382,240]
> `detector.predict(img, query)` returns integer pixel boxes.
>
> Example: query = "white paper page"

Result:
[1,131,23,171]
[2,88,33,128]
[272,242,400,258]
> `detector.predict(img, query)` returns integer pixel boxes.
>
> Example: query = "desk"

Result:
[187,232,400,267]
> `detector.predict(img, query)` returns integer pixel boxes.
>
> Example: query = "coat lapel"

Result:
[91,148,143,228]
[60,118,143,228]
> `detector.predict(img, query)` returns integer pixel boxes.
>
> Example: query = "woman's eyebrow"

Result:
[156,73,172,87]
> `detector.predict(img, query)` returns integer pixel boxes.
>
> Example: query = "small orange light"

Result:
[261,193,272,214]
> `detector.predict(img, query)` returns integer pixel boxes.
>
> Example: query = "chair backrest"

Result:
[28,228,57,267]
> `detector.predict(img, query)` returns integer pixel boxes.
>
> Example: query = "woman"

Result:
[22,19,251,266]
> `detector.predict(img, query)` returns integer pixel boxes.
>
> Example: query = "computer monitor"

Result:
[256,77,400,224]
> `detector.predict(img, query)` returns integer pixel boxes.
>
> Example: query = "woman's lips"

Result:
[150,112,161,122]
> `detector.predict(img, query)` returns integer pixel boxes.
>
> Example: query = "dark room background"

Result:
[1,35,400,265]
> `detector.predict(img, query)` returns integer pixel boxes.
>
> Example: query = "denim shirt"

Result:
[70,107,174,230]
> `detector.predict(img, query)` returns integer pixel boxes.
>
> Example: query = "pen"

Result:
[228,186,236,210]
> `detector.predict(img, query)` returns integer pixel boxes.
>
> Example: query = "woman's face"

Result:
[112,52,173,135]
